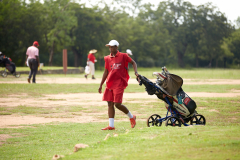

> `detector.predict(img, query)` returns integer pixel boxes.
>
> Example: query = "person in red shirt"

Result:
[85,49,97,79]
[98,40,139,130]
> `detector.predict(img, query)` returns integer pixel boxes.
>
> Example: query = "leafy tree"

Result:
[69,3,110,67]
[0,0,237,68]
[141,0,233,68]
[227,29,240,66]
[0,0,45,65]
[42,0,77,66]
[198,4,233,67]
[0,0,23,60]
[132,3,171,67]
[186,3,233,67]
[235,16,240,28]
[137,0,194,67]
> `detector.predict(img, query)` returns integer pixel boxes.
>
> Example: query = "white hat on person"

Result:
[126,49,132,55]
[0,51,2,55]
[89,49,97,53]
[105,40,119,47]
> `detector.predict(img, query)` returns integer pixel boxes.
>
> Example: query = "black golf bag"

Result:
[0,56,16,74]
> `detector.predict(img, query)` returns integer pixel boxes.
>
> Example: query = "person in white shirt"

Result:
[126,49,133,76]
[126,49,132,56]
[25,41,40,83]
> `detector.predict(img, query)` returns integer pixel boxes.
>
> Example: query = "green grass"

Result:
[1,123,239,160]
[0,105,88,116]
[0,98,239,160]
[0,68,240,159]
[0,84,102,97]
[2,66,79,71]
[3,67,240,79]
[0,83,239,97]
[0,105,53,116]
[133,67,240,79]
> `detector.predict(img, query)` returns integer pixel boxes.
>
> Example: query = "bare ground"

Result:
[0,78,240,128]
[1,91,240,128]
[1,77,240,85]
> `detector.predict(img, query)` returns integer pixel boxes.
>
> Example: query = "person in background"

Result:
[126,49,133,77]
[126,49,132,56]
[25,41,40,83]
[0,51,4,61]
[0,51,5,66]
[98,40,139,130]
[85,49,97,79]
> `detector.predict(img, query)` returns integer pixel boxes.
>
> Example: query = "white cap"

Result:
[0,51,2,55]
[126,49,132,55]
[105,40,119,47]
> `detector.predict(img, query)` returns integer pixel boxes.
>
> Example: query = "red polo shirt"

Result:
[88,53,96,63]
[104,51,132,89]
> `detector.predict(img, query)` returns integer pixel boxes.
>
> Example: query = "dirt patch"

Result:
[45,92,240,101]
[0,92,239,128]
[2,92,238,108]
[209,109,220,113]
[1,77,240,128]
[0,114,106,128]
[1,77,240,85]
[228,117,237,120]
[230,89,240,93]
[0,133,23,145]
[0,134,13,145]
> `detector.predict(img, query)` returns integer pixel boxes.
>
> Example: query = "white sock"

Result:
[127,111,133,119]
[109,118,114,127]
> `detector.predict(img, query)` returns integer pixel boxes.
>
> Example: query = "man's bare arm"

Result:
[129,59,139,77]
[98,69,108,93]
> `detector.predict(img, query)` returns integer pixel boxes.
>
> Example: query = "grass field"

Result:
[0,84,240,98]
[0,97,239,160]
[5,66,240,79]
[0,68,240,160]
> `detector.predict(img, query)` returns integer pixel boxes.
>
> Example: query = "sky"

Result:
[80,0,240,27]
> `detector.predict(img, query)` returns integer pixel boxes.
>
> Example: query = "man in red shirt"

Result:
[98,40,139,130]
[85,49,97,79]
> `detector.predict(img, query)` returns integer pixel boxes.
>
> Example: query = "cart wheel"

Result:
[14,72,21,78]
[147,114,162,127]
[165,116,181,127]
[1,71,7,77]
[190,114,206,125]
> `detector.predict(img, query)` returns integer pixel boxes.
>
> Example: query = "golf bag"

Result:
[0,56,16,74]
[138,67,197,119]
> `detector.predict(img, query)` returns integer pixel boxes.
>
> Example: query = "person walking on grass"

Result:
[85,49,97,79]
[25,41,40,83]
[98,40,139,130]
[126,49,132,56]
[126,49,133,76]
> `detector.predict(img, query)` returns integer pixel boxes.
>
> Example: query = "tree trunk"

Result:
[195,53,199,68]
[97,54,102,70]
[74,53,79,67]
[49,41,55,66]
[223,57,226,68]
[72,48,80,67]
[177,50,184,67]
[79,52,83,66]
[177,42,188,68]
[208,59,212,68]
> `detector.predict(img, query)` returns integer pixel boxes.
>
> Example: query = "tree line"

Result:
[0,0,239,68]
